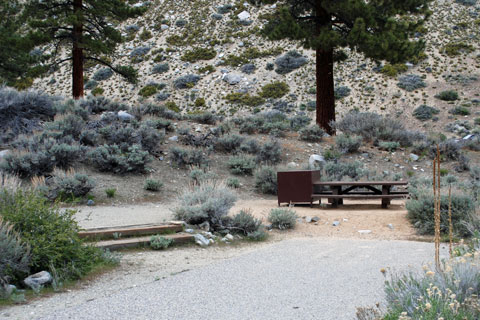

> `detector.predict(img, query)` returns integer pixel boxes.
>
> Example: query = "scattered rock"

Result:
[287,162,298,168]
[311,216,320,222]
[117,111,134,121]
[358,230,372,234]
[185,229,194,233]
[199,221,210,231]
[309,154,326,169]
[241,63,256,74]
[237,11,250,20]
[0,149,11,160]
[305,216,312,223]
[225,234,234,241]
[194,234,210,247]
[24,271,52,289]
[87,199,95,206]
[168,136,178,142]
[222,73,242,85]
[409,153,420,161]
[332,221,340,227]
[387,224,394,230]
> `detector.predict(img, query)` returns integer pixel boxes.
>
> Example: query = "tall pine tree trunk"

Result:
[72,0,84,99]
[315,48,335,135]
[315,2,335,135]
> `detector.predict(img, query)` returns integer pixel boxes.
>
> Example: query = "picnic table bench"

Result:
[277,170,408,208]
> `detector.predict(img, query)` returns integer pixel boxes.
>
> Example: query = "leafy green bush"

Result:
[247,228,268,241]
[0,190,109,279]
[444,42,474,56]
[450,106,470,116]
[406,189,477,236]
[335,134,362,153]
[139,85,158,98]
[435,90,459,101]
[174,181,237,230]
[230,209,262,236]
[88,144,151,174]
[381,63,408,77]
[144,179,163,191]
[181,47,216,62]
[226,177,240,188]
[228,155,256,175]
[169,147,208,168]
[0,217,30,285]
[254,166,278,195]
[224,92,265,107]
[105,188,116,198]
[268,208,298,230]
[150,236,173,250]
[259,81,289,99]
[299,125,324,142]
[413,105,440,121]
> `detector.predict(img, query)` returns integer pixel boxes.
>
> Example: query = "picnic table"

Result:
[312,180,409,208]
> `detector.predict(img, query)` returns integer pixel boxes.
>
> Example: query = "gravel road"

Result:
[13,238,447,320]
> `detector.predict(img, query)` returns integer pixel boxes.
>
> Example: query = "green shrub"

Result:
[139,85,158,98]
[444,42,474,56]
[0,217,30,285]
[254,166,278,195]
[435,90,459,101]
[335,134,362,153]
[299,125,324,142]
[188,111,217,125]
[259,81,289,99]
[224,92,265,106]
[150,236,173,250]
[226,177,240,188]
[230,209,262,235]
[105,188,116,198]
[334,86,351,100]
[88,144,151,174]
[139,29,152,41]
[194,97,206,107]
[397,74,426,92]
[144,179,163,191]
[406,189,477,236]
[181,47,216,62]
[228,155,256,175]
[450,106,470,116]
[378,141,400,152]
[0,190,109,279]
[247,228,268,241]
[91,87,104,96]
[165,101,180,113]
[215,134,245,153]
[268,208,298,230]
[169,147,208,168]
[323,148,341,161]
[381,63,408,77]
[174,181,237,230]
[1,150,56,178]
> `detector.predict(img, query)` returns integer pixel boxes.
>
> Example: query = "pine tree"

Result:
[260,0,431,134]
[0,0,47,87]
[24,0,145,98]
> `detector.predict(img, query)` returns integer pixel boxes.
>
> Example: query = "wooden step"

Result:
[78,224,183,240]
[312,194,408,199]
[95,233,195,251]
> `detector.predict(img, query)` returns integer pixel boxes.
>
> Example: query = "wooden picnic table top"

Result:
[312,180,408,186]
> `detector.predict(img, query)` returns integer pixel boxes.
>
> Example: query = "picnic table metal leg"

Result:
[382,185,390,208]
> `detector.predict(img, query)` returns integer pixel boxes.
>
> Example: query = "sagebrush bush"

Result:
[450,106,470,116]
[144,179,163,191]
[88,144,151,174]
[334,86,351,99]
[215,134,245,153]
[397,74,426,92]
[435,90,459,101]
[275,51,307,74]
[0,190,108,279]
[46,114,85,139]
[1,150,56,178]
[0,217,30,285]
[226,177,240,188]
[169,147,208,168]
[78,95,128,114]
[93,68,113,81]
[257,140,282,164]
[378,141,400,152]
[239,139,261,154]
[290,114,311,131]
[0,87,56,144]
[150,236,173,250]
[333,111,424,147]
[174,181,237,230]
[335,134,362,153]
[188,112,217,125]
[406,189,477,236]
[254,166,278,195]
[228,155,256,175]
[49,170,95,201]
[268,208,298,230]
[230,209,262,235]
[324,161,364,181]
[181,47,216,63]
[413,105,439,121]
[151,63,169,74]
[299,125,324,142]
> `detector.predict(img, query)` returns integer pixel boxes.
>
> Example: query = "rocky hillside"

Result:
[32,0,480,139]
